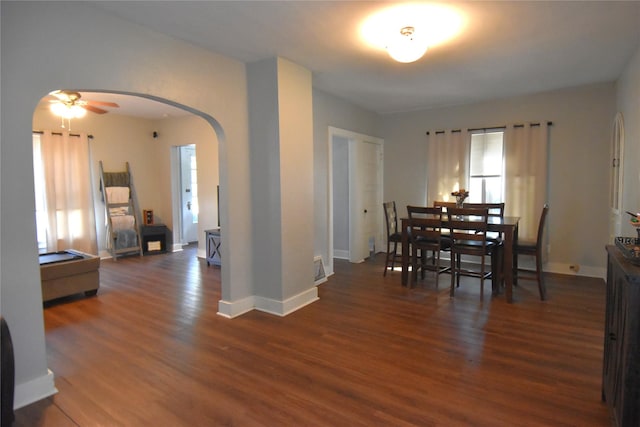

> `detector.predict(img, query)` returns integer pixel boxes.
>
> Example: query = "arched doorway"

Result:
[33,90,223,262]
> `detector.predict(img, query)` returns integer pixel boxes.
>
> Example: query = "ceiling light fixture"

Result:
[386,26,428,63]
[48,91,87,130]
[50,102,87,119]
[361,4,464,64]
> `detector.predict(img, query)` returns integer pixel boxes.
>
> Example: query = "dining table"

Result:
[400,215,520,303]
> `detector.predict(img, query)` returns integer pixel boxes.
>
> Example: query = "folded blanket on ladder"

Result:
[106,186,130,204]
[114,229,138,250]
[111,215,135,231]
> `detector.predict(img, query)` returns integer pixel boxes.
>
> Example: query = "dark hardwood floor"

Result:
[14,247,612,426]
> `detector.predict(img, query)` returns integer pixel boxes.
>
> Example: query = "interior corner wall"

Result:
[247,58,283,300]
[2,1,252,408]
[616,43,640,235]
[277,58,314,301]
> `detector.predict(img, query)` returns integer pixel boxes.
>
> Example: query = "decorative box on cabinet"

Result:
[205,228,221,266]
[602,245,640,427]
[141,224,171,255]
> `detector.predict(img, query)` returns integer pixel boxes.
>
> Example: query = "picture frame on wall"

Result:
[143,209,154,225]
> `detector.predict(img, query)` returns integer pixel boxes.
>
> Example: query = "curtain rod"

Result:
[33,130,94,139]
[426,121,553,135]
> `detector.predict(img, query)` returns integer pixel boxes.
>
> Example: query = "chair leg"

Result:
[479,255,485,300]
[391,241,398,270]
[513,251,519,286]
[536,250,547,300]
[450,255,456,297]
[384,240,398,276]
[384,240,391,276]
[434,251,440,289]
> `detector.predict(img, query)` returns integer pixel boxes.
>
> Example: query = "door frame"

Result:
[609,112,625,243]
[328,126,384,274]
[179,144,198,244]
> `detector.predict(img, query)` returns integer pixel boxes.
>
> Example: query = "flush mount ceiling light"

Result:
[361,4,464,64]
[386,26,428,63]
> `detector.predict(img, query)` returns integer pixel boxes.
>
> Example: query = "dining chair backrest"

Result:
[407,206,443,237]
[407,205,442,219]
[407,215,443,244]
[384,201,398,237]
[535,204,550,247]
[446,207,490,246]
[462,202,505,218]
[433,201,457,213]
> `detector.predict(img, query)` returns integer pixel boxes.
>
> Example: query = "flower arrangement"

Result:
[451,189,469,207]
[627,210,640,228]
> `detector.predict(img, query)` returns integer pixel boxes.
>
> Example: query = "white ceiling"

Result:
[52,1,640,118]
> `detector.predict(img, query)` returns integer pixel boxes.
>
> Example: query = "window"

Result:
[469,131,504,203]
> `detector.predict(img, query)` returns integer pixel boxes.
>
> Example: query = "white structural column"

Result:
[245,57,317,316]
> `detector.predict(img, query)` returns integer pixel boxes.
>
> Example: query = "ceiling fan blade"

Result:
[85,100,120,108]
[83,105,108,114]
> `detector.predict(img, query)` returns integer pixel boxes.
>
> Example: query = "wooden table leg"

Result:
[401,218,409,286]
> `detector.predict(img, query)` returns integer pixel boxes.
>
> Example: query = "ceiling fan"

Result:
[48,90,120,116]
[47,90,120,130]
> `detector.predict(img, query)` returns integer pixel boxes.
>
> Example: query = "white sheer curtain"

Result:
[504,122,549,241]
[426,129,470,206]
[33,131,97,254]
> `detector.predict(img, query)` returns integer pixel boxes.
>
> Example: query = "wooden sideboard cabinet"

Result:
[603,245,640,426]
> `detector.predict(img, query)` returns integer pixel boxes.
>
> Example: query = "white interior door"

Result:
[349,139,382,263]
[180,145,198,243]
[609,112,624,243]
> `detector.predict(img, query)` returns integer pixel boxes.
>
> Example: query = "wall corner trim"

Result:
[217,287,319,319]
[14,369,58,410]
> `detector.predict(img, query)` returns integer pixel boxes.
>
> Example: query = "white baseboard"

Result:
[334,249,349,260]
[14,369,57,410]
[171,243,184,253]
[545,262,606,280]
[255,287,319,316]
[217,287,319,319]
[217,296,255,319]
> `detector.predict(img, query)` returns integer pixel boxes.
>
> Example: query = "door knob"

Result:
[187,201,192,210]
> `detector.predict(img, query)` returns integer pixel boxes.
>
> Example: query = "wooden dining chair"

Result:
[463,202,505,241]
[406,206,450,286]
[383,201,402,276]
[514,204,549,300]
[446,207,501,299]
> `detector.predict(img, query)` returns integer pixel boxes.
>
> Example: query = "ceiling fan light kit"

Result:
[48,90,119,130]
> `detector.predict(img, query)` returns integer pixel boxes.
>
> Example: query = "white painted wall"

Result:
[1,1,252,407]
[382,83,616,277]
[616,44,640,237]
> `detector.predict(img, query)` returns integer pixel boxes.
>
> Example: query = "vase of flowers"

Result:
[452,189,469,208]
